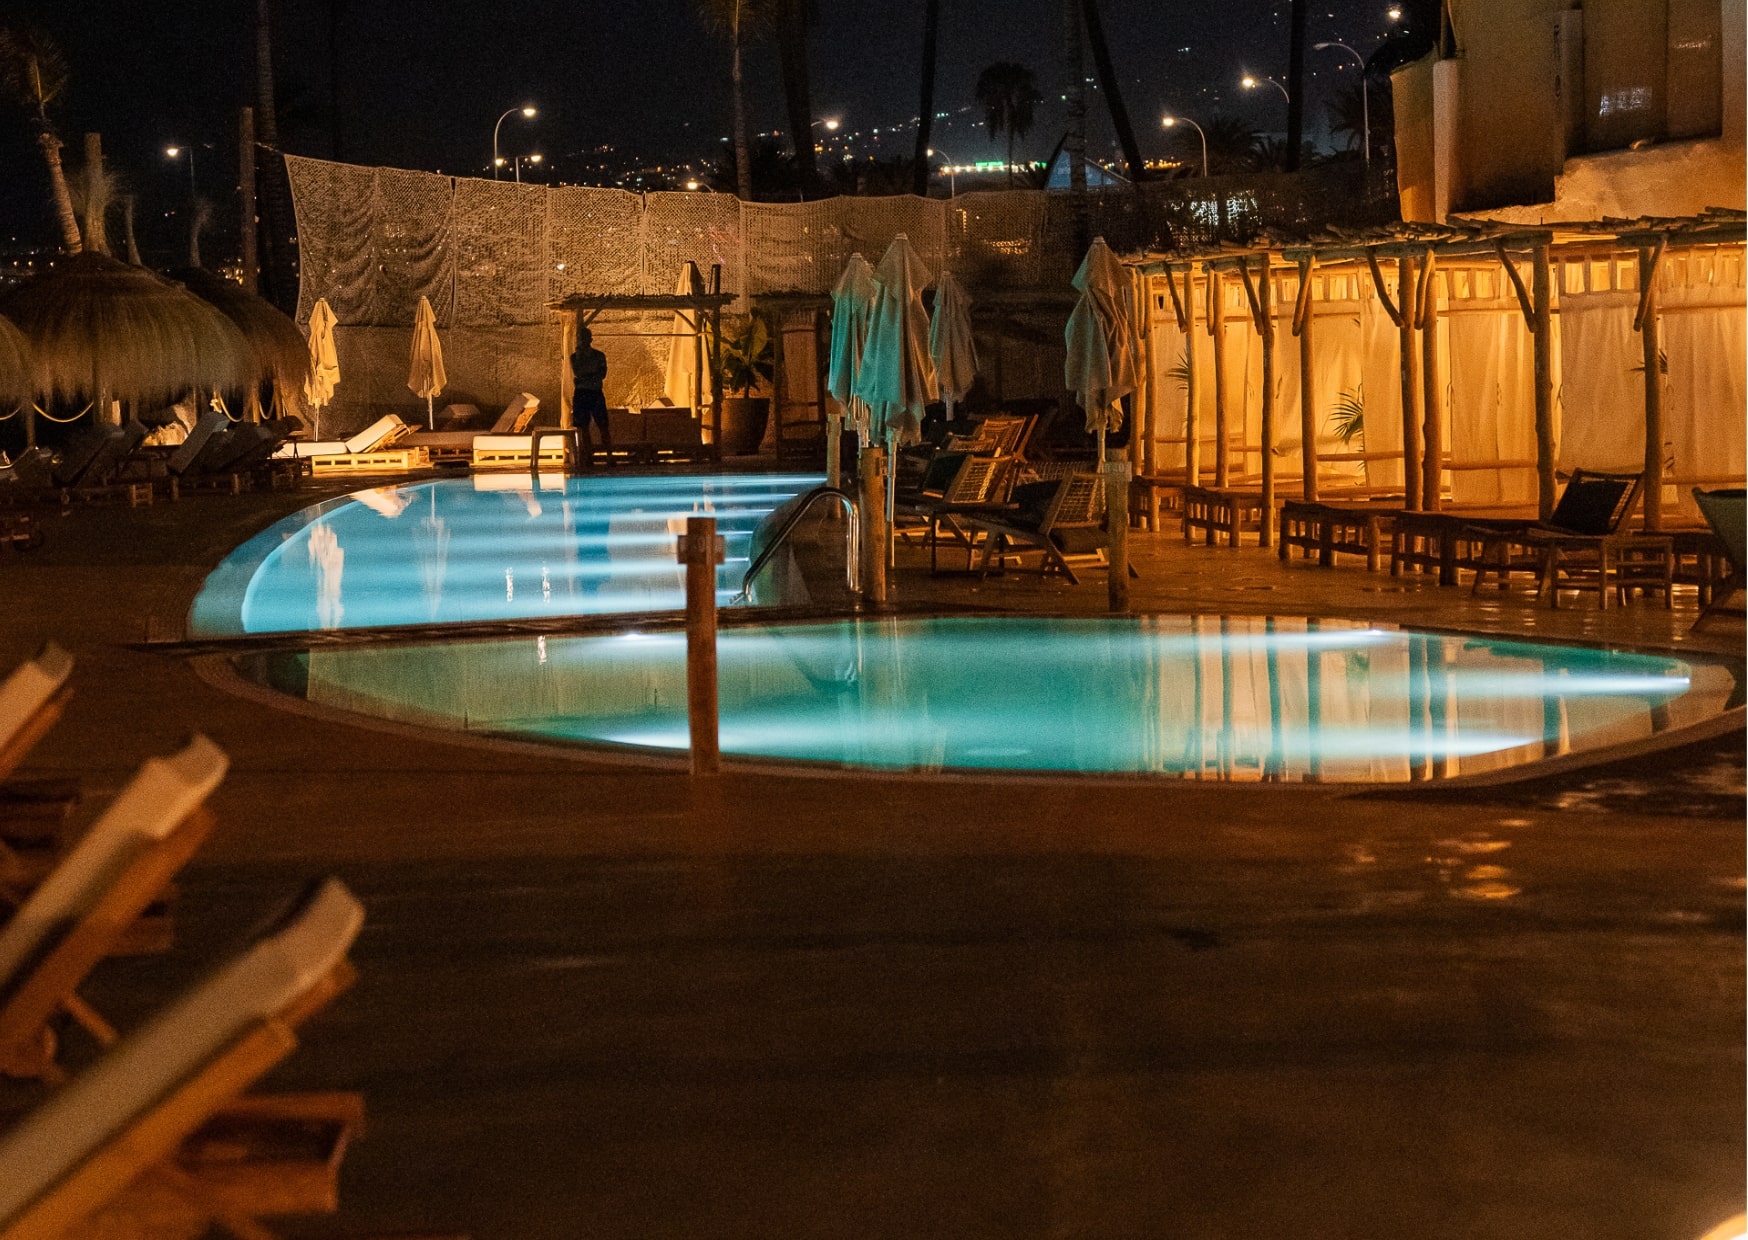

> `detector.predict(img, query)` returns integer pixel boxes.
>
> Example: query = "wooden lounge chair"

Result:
[967,472,1107,584]
[274,415,427,475]
[0,644,72,789]
[1691,487,1746,630]
[0,645,77,895]
[1468,469,1644,596]
[895,453,1013,572]
[0,735,228,1081]
[0,878,376,1240]
[406,393,540,462]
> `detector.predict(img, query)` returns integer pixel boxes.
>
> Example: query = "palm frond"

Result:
[1330,384,1364,445]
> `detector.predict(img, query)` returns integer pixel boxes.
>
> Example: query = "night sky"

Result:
[1,0,1404,261]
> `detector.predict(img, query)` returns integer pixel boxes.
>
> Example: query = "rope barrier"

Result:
[33,401,93,424]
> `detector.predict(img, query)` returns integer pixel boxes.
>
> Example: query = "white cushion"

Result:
[0,878,363,1227]
[0,643,72,754]
[343,415,407,455]
[0,736,229,995]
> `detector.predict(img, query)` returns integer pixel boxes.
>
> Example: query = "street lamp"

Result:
[1241,74,1291,104]
[926,146,958,196]
[1387,7,1403,19]
[1161,116,1208,178]
[1314,42,1370,169]
[165,144,196,198]
[492,104,537,179]
[513,152,543,184]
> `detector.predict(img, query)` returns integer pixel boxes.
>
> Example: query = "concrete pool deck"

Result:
[0,477,1742,1240]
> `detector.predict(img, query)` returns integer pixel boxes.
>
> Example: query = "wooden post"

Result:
[1294,255,1318,502]
[1181,267,1199,488]
[1131,280,1149,482]
[679,516,725,776]
[1105,459,1131,612]
[708,265,725,456]
[1417,252,1442,511]
[859,447,888,604]
[1638,242,1665,531]
[239,107,258,295]
[1209,269,1228,487]
[1531,245,1556,520]
[558,311,576,430]
[1397,255,1423,509]
[1255,258,1276,547]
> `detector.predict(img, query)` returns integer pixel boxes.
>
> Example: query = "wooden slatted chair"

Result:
[0,644,72,788]
[0,736,228,1082]
[0,645,75,900]
[1691,487,1746,630]
[0,878,391,1240]
[968,472,1107,584]
[1468,469,1644,594]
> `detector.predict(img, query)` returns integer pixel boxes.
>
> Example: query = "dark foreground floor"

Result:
[1,483,1742,1240]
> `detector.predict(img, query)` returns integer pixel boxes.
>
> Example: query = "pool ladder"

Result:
[732,485,861,606]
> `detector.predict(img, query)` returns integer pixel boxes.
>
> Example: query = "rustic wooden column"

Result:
[1416,250,1442,511]
[1532,246,1557,519]
[1209,269,1228,487]
[1131,278,1149,481]
[1105,459,1131,612]
[1636,239,1668,530]
[1164,264,1197,487]
[1396,255,1423,509]
[679,516,726,777]
[859,447,888,603]
[1294,254,1318,501]
[1252,257,1277,547]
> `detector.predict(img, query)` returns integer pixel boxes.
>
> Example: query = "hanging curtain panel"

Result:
[1555,258,1643,474]
[1443,266,1538,506]
[1657,248,1748,518]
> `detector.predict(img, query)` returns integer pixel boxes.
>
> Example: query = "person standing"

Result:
[570,326,612,467]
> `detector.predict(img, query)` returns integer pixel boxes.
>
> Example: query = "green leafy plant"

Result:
[718,316,774,397]
[1166,348,1191,394]
[1330,384,1365,446]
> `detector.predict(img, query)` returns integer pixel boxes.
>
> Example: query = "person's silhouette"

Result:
[570,327,611,467]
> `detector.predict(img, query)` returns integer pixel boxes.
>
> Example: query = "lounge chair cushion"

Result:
[490,394,541,434]
[0,643,73,755]
[275,415,407,459]
[0,736,228,995]
[0,878,363,1227]
[169,413,230,475]
[434,403,482,430]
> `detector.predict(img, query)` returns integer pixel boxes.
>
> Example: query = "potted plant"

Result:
[717,315,774,456]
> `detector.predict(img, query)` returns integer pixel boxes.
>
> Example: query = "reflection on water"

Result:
[191,473,823,635]
[241,616,1734,783]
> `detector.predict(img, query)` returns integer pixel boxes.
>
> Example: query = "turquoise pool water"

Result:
[239,615,1734,782]
[190,473,823,635]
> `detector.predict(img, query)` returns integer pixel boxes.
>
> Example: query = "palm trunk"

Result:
[775,0,818,193]
[39,130,82,253]
[254,0,299,312]
[1006,123,1015,188]
[911,0,940,198]
[81,133,111,256]
[731,2,753,200]
[1065,0,1087,193]
[1079,0,1145,183]
[121,196,141,264]
[1285,0,1307,171]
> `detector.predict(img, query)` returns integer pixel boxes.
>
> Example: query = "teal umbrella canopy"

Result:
[929,270,977,409]
[827,253,878,427]
[853,235,937,447]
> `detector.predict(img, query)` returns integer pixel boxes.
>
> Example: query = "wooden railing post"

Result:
[859,447,888,605]
[1104,459,1131,613]
[678,516,725,776]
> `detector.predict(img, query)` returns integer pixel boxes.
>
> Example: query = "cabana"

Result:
[1128,211,1748,545]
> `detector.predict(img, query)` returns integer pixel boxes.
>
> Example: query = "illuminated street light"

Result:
[165,144,196,198]
[1241,74,1291,104]
[1314,41,1371,169]
[926,146,958,196]
[513,152,543,184]
[1387,6,1403,19]
[1161,116,1208,178]
[493,104,537,179]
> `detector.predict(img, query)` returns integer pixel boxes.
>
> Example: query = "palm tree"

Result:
[1284,0,1307,171]
[1077,0,1145,183]
[0,28,81,253]
[1168,115,1258,176]
[698,0,771,199]
[774,0,818,193]
[974,62,1041,188]
[911,0,941,197]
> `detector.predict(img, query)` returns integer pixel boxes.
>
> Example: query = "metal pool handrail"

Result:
[734,485,860,605]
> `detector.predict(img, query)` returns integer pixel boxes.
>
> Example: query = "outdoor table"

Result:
[1181,486,1268,547]
[1279,500,1404,571]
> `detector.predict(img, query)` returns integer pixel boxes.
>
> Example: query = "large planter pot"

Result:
[720,396,770,456]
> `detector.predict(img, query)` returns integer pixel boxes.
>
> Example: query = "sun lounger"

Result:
[1468,469,1644,595]
[275,415,428,475]
[0,735,228,1082]
[0,644,72,788]
[1691,487,1745,630]
[167,412,232,477]
[0,877,366,1240]
[966,472,1107,584]
[406,393,542,461]
[0,644,77,896]
[642,407,709,462]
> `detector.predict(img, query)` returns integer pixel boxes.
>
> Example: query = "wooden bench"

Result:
[1181,486,1267,546]
[1280,500,1403,571]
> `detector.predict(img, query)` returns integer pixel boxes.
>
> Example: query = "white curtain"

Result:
[1443,265,1538,505]
[1658,248,1748,519]
[1556,259,1643,472]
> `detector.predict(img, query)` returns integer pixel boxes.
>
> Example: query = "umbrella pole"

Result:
[885,429,898,569]
[1097,425,1107,465]
[826,413,842,489]
[427,393,435,431]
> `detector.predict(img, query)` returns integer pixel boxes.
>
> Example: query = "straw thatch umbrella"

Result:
[0,252,252,422]
[167,266,311,401]
[0,314,32,405]
[1064,236,1137,462]
[929,270,977,423]
[407,296,446,430]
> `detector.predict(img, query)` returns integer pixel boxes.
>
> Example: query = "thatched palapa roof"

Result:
[0,252,253,405]
[0,314,32,405]
[167,267,311,391]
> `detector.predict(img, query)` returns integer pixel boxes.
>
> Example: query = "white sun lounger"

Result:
[0,643,73,786]
[0,736,228,1082]
[0,878,367,1240]
[407,392,542,461]
[273,415,429,475]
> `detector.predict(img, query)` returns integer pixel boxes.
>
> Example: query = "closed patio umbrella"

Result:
[1064,236,1137,462]
[929,270,977,424]
[826,253,878,485]
[304,298,340,438]
[407,296,446,430]
[0,252,251,424]
[854,235,938,567]
[662,267,704,412]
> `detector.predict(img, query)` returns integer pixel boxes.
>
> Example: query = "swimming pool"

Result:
[190,473,824,636]
[237,615,1736,782]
